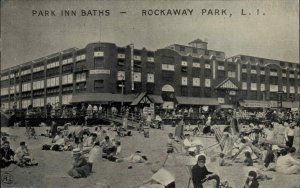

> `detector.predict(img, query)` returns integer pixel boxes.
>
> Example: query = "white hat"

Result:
[272,145,280,151]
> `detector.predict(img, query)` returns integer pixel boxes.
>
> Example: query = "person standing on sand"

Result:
[174,117,184,141]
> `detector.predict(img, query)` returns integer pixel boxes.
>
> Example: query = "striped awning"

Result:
[215,78,239,90]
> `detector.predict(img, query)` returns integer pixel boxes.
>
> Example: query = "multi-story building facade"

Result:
[1,39,299,111]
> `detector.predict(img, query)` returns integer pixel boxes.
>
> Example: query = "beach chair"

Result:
[185,165,193,188]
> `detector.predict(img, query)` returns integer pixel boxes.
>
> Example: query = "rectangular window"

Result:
[205,79,211,87]
[242,82,247,90]
[46,67,59,77]
[270,85,278,92]
[192,78,200,87]
[181,61,188,66]
[62,57,73,65]
[228,71,236,78]
[250,83,257,91]
[162,64,174,71]
[117,71,125,80]
[181,77,188,86]
[118,53,125,59]
[133,72,141,82]
[180,46,185,52]
[205,63,211,69]
[147,57,154,62]
[62,64,73,74]
[290,87,295,93]
[147,73,154,83]
[192,62,200,68]
[260,84,265,91]
[62,74,73,85]
[94,51,104,57]
[133,55,141,61]
[76,73,86,82]
[33,71,44,79]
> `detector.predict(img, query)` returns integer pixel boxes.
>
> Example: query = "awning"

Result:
[239,100,278,108]
[176,96,219,106]
[71,93,136,103]
[282,101,300,108]
[130,92,152,106]
[148,95,164,104]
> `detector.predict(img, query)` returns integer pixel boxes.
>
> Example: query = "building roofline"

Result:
[165,44,224,53]
[229,54,298,64]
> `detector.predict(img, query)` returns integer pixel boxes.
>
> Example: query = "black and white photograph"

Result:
[0,0,299,187]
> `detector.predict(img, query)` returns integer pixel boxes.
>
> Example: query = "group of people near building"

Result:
[1,104,300,188]
[1,138,38,168]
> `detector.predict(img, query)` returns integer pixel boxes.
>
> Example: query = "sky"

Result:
[0,0,299,70]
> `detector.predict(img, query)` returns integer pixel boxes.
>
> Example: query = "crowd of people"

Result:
[1,103,300,188]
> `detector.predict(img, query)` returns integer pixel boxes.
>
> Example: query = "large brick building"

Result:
[1,39,299,111]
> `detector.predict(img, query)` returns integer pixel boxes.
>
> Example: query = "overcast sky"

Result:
[1,0,299,70]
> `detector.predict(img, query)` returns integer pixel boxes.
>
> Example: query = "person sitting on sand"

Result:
[243,170,259,188]
[244,151,253,166]
[68,148,91,178]
[14,141,38,167]
[182,134,203,156]
[219,153,232,166]
[191,155,220,188]
[0,141,15,168]
[261,145,280,171]
[100,136,116,159]
[82,133,97,153]
[276,147,300,174]
[105,141,122,162]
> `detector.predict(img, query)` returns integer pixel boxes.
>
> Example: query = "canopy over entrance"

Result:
[215,78,239,90]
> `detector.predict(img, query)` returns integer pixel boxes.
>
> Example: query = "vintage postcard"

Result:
[1,0,299,188]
